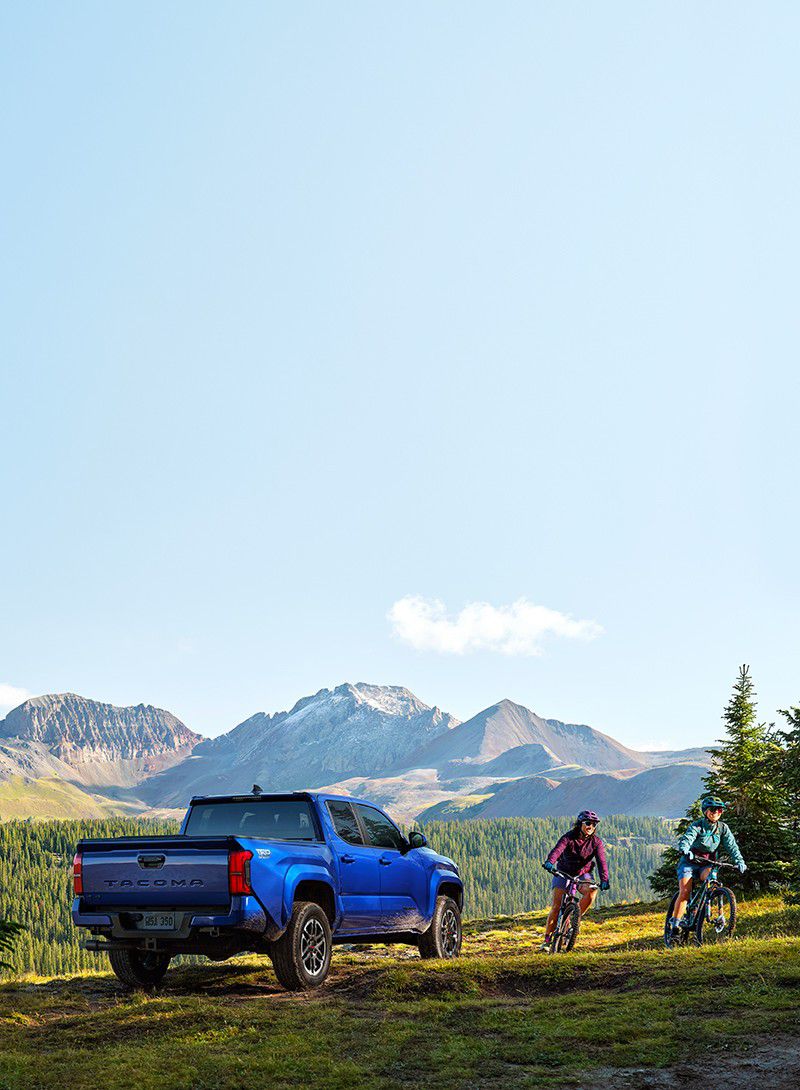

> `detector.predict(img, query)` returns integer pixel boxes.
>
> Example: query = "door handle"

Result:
[340,854,355,864]
[379,856,393,866]
[138,854,166,869]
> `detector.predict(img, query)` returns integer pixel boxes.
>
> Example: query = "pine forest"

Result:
[0,814,671,978]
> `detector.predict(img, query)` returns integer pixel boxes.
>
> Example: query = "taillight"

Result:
[73,850,83,895]
[228,848,253,895]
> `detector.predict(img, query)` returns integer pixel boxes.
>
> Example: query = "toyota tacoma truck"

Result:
[72,790,463,991]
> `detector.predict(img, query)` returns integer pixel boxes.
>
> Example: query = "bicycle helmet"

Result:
[577,810,600,824]
[701,796,725,812]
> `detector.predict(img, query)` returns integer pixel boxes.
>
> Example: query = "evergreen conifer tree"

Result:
[651,665,792,895]
[0,917,23,971]
[776,704,800,888]
[706,665,791,891]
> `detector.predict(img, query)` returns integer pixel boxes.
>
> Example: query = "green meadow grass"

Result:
[1,895,799,1089]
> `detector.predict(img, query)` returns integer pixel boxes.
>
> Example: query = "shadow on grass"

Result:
[467,897,671,934]
[0,959,292,1011]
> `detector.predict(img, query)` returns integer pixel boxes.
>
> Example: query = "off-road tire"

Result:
[550,900,581,954]
[270,901,332,991]
[696,886,736,945]
[108,948,171,989]
[419,896,462,960]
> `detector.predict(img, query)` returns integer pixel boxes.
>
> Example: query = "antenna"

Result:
[252,784,262,795]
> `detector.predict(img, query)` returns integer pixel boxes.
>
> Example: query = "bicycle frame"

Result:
[555,870,597,905]
[683,861,736,927]
[552,870,598,936]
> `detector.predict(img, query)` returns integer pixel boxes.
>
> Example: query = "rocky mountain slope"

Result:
[0,694,201,787]
[400,699,648,776]
[420,763,708,821]
[140,683,459,806]
[0,684,712,822]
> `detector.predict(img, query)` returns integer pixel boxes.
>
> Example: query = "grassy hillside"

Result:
[1,895,799,1089]
[0,777,143,821]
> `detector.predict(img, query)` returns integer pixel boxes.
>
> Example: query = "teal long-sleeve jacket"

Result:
[677,817,745,867]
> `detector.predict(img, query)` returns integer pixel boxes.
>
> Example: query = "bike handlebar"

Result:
[553,868,599,888]
[690,859,738,870]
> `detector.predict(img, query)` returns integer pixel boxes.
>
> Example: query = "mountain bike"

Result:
[548,870,598,953]
[664,860,737,949]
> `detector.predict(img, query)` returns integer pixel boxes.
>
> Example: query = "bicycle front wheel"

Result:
[696,886,736,945]
[551,900,581,953]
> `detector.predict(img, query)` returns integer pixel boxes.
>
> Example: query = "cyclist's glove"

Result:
[600,880,610,891]
[542,861,556,874]
[738,862,747,874]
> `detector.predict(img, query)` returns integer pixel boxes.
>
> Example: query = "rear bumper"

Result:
[72,894,272,940]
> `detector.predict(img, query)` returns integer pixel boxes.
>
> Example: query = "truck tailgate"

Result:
[78,836,234,908]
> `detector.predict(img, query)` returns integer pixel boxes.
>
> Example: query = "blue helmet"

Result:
[701,796,725,813]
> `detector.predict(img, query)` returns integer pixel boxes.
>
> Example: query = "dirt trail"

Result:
[585,1035,800,1089]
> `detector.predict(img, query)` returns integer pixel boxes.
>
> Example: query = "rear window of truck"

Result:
[184,799,319,840]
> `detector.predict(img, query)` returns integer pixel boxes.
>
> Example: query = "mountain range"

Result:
[0,684,712,822]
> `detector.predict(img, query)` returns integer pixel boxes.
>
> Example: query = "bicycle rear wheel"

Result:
[550,900,581,953]
[696,886,736,945]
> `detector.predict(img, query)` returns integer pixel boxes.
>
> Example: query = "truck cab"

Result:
[72,790,463,991]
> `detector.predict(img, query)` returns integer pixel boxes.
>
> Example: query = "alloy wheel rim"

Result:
[300,918,327,975]
[440,908,459,957]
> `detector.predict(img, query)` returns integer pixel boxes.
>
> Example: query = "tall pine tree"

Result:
[706,665,792,891]
[0,917,23,972]
[776,704,800,888]
[651,665,792,895]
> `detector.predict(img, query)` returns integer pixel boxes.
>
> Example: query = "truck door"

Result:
[354,803,428,928]
[325,800,383,932]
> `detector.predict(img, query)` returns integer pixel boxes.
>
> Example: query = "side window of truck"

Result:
[354,804,406,851]
[327,800,364,845]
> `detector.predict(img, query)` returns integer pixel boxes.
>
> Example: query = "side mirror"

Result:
[408,830,427,850]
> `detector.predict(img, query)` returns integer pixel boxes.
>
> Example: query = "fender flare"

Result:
[429,869,464,916]
[282,864,340,929]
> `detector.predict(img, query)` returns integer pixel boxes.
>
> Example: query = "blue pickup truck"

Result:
[72,790,463,991]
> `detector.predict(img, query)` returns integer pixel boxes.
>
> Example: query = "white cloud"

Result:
[0,683,31,715]
[388,596,603,656]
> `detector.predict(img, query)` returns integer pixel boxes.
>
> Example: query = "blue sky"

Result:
[1,5,798,748]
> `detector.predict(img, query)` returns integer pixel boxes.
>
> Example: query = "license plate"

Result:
[139,913,176,931]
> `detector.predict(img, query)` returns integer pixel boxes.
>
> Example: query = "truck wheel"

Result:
[108,949,171,989]
[271,901,332,991]
[419,896,462,959]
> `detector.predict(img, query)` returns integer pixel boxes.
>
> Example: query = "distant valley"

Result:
[0,684,712,823]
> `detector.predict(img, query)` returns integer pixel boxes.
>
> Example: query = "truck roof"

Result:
[187,790,380,808]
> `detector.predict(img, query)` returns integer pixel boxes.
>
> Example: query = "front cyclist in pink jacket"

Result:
[539,810,610,951]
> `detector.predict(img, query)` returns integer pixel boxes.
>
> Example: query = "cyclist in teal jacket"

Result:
[668,795,746,939]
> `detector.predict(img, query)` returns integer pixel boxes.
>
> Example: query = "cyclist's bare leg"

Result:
[578,882,597,916]
[544,887,565,939]
[673,866,712,921]
[672,873,693,921]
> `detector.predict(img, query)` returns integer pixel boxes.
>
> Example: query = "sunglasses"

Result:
[582,821,597,828]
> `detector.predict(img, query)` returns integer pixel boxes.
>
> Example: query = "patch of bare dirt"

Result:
[583,1035,800,1089]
